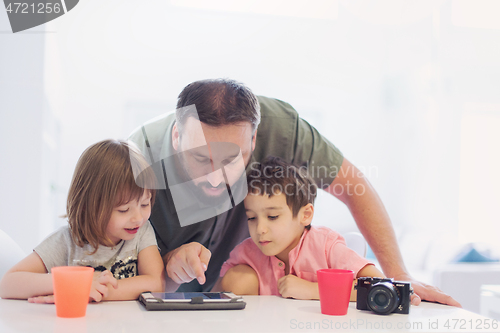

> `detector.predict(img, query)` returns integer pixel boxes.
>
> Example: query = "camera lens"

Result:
[367,282,399,314]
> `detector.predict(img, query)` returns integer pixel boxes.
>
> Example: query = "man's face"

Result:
[172,117,256,202]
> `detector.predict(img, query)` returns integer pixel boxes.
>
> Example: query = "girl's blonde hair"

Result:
[67,139,157,252]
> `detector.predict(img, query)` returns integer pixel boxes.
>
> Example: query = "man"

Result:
[129,78,460,306]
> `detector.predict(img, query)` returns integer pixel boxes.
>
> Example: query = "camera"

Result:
[355,277,413,315]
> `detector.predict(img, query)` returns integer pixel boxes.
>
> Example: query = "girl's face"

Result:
[106,191,152,245]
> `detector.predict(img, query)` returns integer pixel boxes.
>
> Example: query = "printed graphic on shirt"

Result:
[72,252,138,280]
[93,256,138,279]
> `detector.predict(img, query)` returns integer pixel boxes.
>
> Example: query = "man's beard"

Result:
[184,171,247,208]
[174,147,250,208]
[187,180,230,206]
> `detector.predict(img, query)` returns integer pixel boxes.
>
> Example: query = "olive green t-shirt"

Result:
[128,95,343,291]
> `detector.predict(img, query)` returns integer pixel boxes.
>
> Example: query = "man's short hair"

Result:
[176,78,261,132]
[247,156,317,228]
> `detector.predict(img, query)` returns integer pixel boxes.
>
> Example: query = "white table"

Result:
[1,296,499,333]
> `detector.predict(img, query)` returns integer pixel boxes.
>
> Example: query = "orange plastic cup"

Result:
[317,269,354,316]
[51,266,94,318]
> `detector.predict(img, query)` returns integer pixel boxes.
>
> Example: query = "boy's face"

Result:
[244,192,313,263]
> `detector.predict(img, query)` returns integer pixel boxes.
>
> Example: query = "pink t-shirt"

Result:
[220,226,372,296]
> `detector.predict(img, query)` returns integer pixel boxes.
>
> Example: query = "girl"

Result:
[0,139,165,302]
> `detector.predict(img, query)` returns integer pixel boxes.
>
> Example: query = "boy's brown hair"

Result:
[247,156,317,229]
[66,139,157,253]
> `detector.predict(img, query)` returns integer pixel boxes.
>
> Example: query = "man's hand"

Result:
[165,242,211,285]
[277,275,319,300]
[89,270,118,303]
[394,274,461,307]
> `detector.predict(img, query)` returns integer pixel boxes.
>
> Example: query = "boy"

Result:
[216,157,384,300]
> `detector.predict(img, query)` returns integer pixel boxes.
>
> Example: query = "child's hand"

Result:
[89,270,118,302]
[26,271,118,304]
[277,275,319,300]
[28,295,55,304]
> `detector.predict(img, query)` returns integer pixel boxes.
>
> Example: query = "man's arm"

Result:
[327,158,405,280]
[326,157,460,307]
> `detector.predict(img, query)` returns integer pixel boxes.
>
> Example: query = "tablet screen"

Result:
[149,292,233,302]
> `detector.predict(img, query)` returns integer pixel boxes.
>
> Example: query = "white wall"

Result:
[0,10,53,253]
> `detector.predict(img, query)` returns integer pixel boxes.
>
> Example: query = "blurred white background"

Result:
[1,0,500,289]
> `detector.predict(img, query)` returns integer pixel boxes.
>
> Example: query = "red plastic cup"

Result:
[317,269,354,316]
[52,266,94,318]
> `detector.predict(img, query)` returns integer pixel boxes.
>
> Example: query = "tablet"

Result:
[139,292,246,311]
